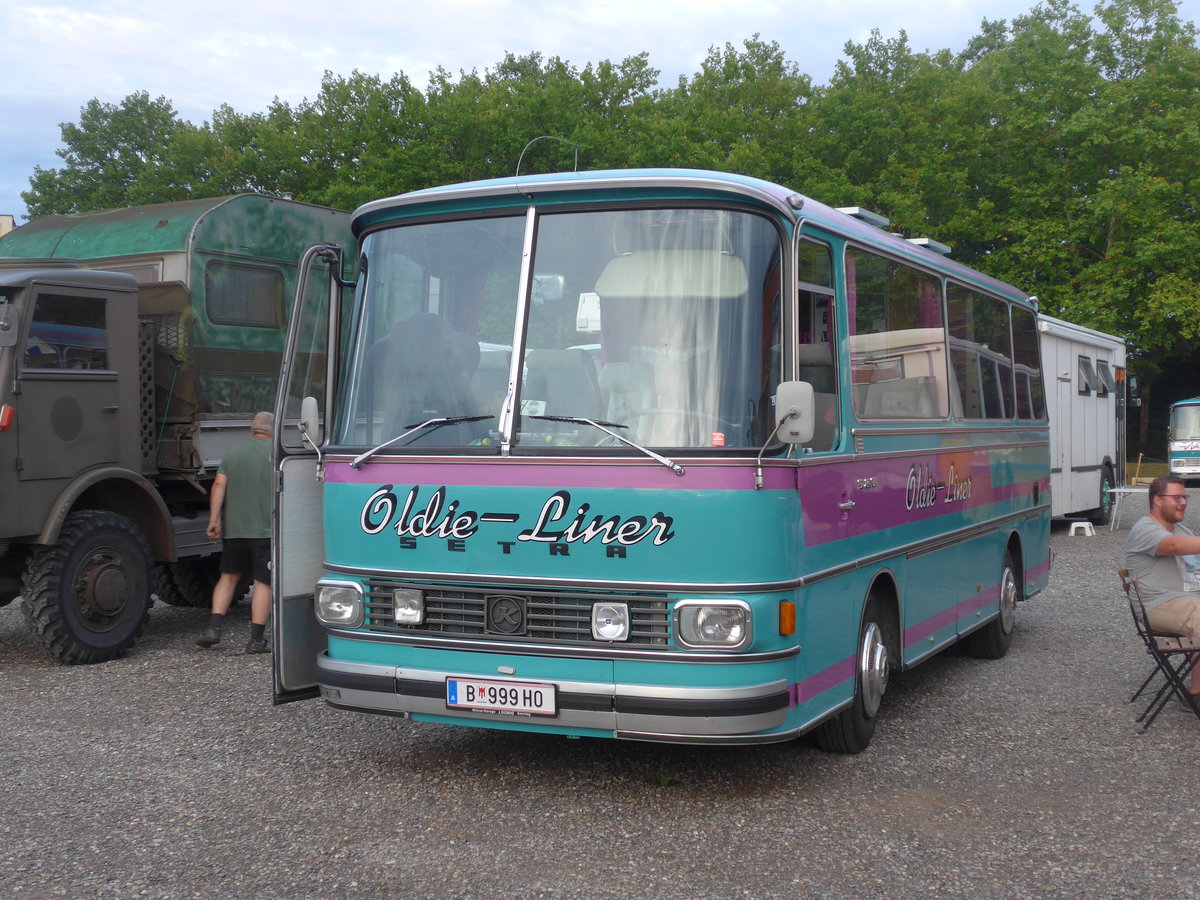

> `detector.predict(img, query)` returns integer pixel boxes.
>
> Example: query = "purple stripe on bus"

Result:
[798,450,1044,546]
[325,458,797,491]
[792,655,856,705]
[904,604,962,647]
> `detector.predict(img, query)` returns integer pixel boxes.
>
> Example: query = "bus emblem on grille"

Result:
[486,596,526,635]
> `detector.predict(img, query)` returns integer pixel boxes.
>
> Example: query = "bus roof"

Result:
[353,168,1031,305]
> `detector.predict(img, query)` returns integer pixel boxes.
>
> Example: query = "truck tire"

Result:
[171,557,220,608]
[171,558,251,609]
[153,563,190,607]
[20,511,153,664]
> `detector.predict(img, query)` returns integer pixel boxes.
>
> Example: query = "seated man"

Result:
[1125,474,1200,695]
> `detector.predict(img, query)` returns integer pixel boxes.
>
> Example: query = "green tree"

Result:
[23,92,184,215]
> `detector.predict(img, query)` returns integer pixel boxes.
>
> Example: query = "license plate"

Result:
[445,677,557,717]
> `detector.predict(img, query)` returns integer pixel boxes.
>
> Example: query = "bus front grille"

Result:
[361,579,670,646]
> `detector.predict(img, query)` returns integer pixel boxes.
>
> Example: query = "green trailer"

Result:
[0,195,351,662]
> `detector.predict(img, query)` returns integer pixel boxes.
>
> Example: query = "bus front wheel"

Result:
[812,597,891,754]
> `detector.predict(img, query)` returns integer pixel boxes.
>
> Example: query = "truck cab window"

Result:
[23,293,108,371]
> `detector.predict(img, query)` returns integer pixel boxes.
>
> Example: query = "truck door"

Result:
[16,288,122,481]
[272,246,344,704]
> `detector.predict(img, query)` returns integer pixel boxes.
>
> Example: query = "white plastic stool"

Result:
[1069,521,1095,537]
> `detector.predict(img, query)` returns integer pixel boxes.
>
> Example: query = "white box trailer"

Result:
[1039,314,1127,524]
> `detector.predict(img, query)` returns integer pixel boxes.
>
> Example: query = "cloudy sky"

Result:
[3,0,1198,223]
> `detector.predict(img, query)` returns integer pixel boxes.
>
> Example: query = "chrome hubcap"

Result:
[998,566,1017,634]
[859,621,889,717]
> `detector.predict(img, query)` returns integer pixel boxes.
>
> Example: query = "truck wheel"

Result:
[20,511,153,664]
[170,558,251,609]
[153,563,190,607]
[171,557,221,608]
[812,597,892,754]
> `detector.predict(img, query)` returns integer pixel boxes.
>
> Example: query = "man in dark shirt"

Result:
[197,411,273,653]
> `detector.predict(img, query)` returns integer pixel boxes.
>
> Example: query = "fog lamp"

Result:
[591,602,630,641]
[315,580,364,628]
[675,600,751,650]
[393,588,425,625]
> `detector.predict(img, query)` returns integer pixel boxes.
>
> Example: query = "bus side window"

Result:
[947,283,1015,420]
[847,248,948,421]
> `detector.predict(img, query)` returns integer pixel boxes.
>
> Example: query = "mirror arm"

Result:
[754,410,798,491]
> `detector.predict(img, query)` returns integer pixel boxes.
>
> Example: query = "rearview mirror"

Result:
[299,395,323,447]
[775,381,815,445]
[0,294,17,348]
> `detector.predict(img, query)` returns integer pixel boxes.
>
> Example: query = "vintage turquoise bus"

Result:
[273,169,1050,752]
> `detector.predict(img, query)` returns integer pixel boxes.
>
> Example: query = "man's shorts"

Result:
[219,537,271,586]
[1148,593,1200,641]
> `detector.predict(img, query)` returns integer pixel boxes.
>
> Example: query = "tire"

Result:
[1088,466,1115,527]
[812,597,892,754]
[170,557,221,608]
[963,549,1020,660]
[153,563,190,607]
[172,557,250,609]
[20,511,153,664]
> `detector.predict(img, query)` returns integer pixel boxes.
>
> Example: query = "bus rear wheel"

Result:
[964,550,1019,659]
[812,598,891,754]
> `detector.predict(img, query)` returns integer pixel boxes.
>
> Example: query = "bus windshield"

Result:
[337,206,782,452]
[1172,403,1200,441]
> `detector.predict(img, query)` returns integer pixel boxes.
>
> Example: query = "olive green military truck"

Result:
[0,195,350,662]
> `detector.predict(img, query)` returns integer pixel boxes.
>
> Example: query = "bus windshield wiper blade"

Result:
[350,415,492,469]
[530,414,685,476]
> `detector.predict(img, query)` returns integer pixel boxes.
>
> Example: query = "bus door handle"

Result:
[838,500,856,511]
[103,404,119,412]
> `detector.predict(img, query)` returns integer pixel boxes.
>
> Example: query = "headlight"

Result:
[674,600,752,650]
[315,580,364,628]
[591,602,630,641]
[392,588,424,625]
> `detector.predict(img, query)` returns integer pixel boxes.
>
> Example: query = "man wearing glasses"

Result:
[1126,474,1200,695]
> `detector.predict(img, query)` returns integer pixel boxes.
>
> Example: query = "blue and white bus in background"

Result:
[273,169,1051,753]
[1169,398,1200,481]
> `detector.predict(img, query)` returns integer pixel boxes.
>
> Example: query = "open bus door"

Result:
[271,244,348,704]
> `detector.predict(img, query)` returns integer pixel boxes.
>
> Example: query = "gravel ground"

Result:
[2,494,1199,899]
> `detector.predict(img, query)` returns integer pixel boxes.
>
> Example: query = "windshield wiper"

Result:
[530,415,685,476]
[350,415,492,469]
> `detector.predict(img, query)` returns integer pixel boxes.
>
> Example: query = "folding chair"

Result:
[1118,569,1200,733]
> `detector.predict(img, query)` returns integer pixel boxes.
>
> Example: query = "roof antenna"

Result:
[515,136,579,198]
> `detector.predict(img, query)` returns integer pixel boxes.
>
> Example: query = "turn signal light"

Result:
[779,601,796,636]
[0,404,12,431]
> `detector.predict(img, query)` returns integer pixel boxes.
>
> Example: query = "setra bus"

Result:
[272,169,1051,753]
[1169,398,1200,481]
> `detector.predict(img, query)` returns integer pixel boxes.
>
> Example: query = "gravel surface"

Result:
[2,494,1199,899]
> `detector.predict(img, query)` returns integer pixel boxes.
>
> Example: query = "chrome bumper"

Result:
[315,654,791,741]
